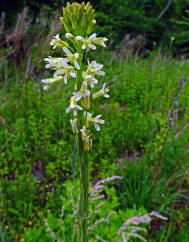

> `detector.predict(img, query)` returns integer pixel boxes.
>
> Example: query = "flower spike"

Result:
[40,3,110,241]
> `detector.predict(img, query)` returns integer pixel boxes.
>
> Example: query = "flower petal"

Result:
[55,33,60,39]
[104,93,110,98]
[97,71,105,76]
[74,61,80,70]
[41,79,52,84]
[66,107,70,113]
[61,58,69,67]
[64,75,68,84]
[92,78,98,84]
[89,33,97,40]
[76,36,84,41]
[65,33,73,38]
[75,92,82,101]
[94,123,100,131]
[63,47,72,55]
[82,44,87,50]
[43,85,49,90]
[45,64,51,69]
[76,105,83,111]
[54,69,64,77]
[74,53,79,58]
[85,90,90,96]
[70,71,77,78]
[89,44,96,50]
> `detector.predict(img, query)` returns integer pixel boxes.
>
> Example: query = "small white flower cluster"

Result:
[41,47,78,88]
[41,32,109,150]
[76,33,108,50]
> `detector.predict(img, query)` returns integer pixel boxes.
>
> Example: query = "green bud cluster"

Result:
[60,2,96,37]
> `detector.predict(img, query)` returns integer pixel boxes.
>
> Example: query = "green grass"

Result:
[1,48,189,241]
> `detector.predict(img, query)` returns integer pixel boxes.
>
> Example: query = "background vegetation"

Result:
[1,0,189,241]
[2,0,189,54]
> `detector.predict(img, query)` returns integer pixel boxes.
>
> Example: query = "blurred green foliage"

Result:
[1,43,189,240]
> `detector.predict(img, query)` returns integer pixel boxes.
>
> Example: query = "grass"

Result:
[1,44,189,241]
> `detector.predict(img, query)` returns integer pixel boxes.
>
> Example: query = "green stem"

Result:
[79,133,89,242]
[76,47,89,242]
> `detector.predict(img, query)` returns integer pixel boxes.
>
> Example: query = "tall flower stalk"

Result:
[41,2,109,241]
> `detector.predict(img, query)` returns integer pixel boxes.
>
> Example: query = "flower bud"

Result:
[65,33,73,39]
[82,96,91,109]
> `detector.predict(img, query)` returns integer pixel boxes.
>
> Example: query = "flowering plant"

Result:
[41,2,109,241]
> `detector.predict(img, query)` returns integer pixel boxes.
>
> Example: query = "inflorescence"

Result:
[41,3,109,151]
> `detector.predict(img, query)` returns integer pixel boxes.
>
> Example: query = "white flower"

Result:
[82,71,98,88]
[93,115,105,131]
[86,112,105,131]
[91,36,108,47]
[87,60,105,76]
[53,63,77,84]
[50,34,69,50]
[41,76,63,87]
[44,56,68,69]
[50,34,61,49]
[44,55,77,84]
[92,83,110,99]
[70,118,78,133]
[62,47,80,70]
[73,81,90,101]
[66,96,83,116]
[76,34,96,50]
[101,83,110,98]
[76,33,108,50]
